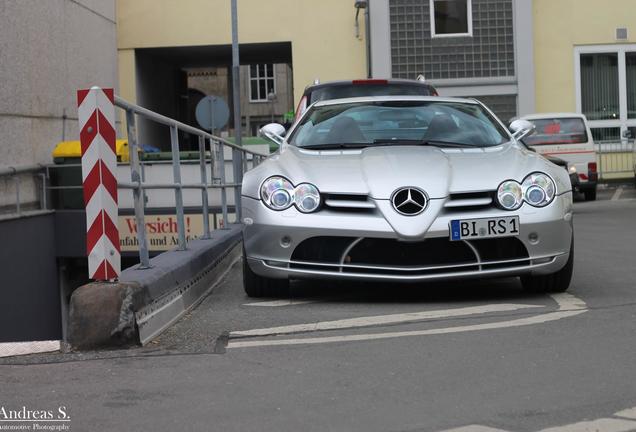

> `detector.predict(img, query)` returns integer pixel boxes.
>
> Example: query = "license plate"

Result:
[450,216,520,241]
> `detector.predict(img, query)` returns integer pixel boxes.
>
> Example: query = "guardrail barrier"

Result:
[595,139,635,181]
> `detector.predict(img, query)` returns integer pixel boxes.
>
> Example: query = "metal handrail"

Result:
[0,164,46,176]
[1,95,269,270]
[594,138,635,180]
[117,181,242,189]
[114,96,267,157]
[0,164,48,216]
[116,94,267,269]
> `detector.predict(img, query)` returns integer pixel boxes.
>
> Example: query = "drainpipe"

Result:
[365,1,372,78]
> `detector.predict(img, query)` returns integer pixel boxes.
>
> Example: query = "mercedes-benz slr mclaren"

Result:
[240,96,574,297]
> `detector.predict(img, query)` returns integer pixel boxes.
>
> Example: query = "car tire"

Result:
[242,249,290,298]
[584,188,597,201]
[521,238,574,293]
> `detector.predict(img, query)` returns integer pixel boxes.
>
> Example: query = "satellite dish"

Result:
[195,95,230,132]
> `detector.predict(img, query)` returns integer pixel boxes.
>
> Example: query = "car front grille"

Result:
[320,191,498,214]
[444,191,496,212]
[287,235,530,277]
[322,193,376,213]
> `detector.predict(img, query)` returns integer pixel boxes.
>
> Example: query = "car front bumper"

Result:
[242,193,574,282]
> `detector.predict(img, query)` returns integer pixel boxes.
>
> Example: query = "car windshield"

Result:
[288,100,510,148]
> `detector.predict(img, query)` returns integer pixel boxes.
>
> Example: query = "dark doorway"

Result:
[134,42,293,151]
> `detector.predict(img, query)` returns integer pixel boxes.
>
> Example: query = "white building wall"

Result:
[0,0,118,210]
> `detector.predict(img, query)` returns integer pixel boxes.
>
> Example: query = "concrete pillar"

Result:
[514,0,536,116]
[369,0,392,78]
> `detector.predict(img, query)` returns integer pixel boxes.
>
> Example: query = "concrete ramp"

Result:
[67,225,242,349]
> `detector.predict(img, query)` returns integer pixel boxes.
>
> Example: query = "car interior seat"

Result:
[425,114,459,140]
[325,116,366,143]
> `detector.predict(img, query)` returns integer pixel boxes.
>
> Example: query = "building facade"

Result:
[116,0,368,147]
[533,0,636,142]
[370,0,534,121]
[185,63,294,137]
[0,0,118,210]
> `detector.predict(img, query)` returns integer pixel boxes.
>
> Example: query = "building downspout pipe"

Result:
[365,1,372,78]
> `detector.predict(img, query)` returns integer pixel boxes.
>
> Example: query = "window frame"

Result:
[429,0,473,39]
[574,44,636,140]
[249,63,276,103]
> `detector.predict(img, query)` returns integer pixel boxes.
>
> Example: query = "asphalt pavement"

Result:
[2,184,636,432]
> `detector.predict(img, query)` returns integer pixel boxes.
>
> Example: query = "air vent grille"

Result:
[616,27,628,40]
[445,191,495,210]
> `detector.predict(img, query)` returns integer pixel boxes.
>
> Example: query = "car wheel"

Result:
[521,238,573,293]
[584,188,597,201]
[242,248,289,298]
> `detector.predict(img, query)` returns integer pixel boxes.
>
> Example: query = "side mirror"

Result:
[509,119,535,141]
[259,123,286,147]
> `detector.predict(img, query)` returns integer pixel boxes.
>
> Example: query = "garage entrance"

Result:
[134,42,294,151]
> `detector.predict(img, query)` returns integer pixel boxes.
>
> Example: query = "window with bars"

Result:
[389,0,513,80]
[580,53,619,121]
[249,64,276,102]
[430,0,472,37]
[577,47,636,142]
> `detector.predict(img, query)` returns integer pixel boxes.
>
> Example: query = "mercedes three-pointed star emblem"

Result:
[391,187,428,216]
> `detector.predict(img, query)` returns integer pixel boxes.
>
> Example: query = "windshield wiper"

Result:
[300,143,369,150]
[372,139,485,148]
[300,140,488,150]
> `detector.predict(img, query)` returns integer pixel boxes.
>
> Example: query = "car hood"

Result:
[253,144,557,198]
[243,143,569,240]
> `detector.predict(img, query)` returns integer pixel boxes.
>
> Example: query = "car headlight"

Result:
[522,172,555,207]
[260,176,321,212]
[294,183,321,213]
[497,181,524,210]
[261,176,294,210]
[497,172,556,210]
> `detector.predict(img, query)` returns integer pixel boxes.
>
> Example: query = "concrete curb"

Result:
[67,225,243,349]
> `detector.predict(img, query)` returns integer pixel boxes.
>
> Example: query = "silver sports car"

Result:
[241,96,574,297]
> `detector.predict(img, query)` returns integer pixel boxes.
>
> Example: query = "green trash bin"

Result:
[51,141,84,209]
[51,140,131,209]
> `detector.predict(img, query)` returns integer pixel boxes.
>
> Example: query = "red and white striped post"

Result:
[77,86,120,280]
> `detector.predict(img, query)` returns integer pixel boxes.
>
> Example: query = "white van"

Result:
[520,113,598,201]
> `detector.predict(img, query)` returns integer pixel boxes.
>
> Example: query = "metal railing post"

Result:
[217,140,229,229]
[597,142,604,181]
[14,175,21,216]
[232,148,243,221]
[198,135,211,239]
[170,126,187,250]
[38,172,47,210]
[242,151,248,174]
[126,109,151,268]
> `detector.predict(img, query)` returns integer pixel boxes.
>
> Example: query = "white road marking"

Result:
[439,426,510,432]
[227,294,587,349]
[616,407,636,420]
[434,406,636,432]
[537,418,636,432]
[552,292,587,311]
[243,299,319,307]
[231,303,543,337]
[612,186,624,201]
[0,341,60,358]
